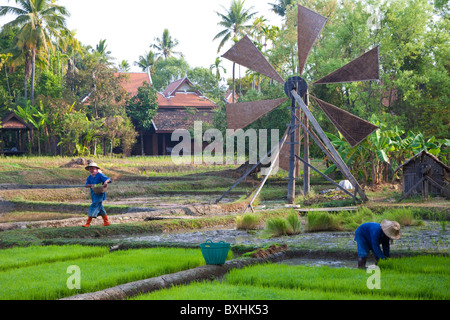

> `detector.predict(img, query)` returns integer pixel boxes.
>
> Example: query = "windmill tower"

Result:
[217,5,380,212]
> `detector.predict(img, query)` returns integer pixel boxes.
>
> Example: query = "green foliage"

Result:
[126,81,158,131]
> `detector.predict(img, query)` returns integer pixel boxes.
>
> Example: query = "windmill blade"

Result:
[222,35,285,84]
[298,5,328,76]
[310,95,379,147]
[226,98,288,131]
[313,46,380,84]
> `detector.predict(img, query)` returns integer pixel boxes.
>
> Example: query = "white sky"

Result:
[1,0,283,74]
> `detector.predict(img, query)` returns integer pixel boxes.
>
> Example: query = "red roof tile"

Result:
[157,92,217,108]
[115,72,152,97]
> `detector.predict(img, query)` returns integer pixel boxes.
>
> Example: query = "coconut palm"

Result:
[210,57,227,96]
[151,29,183,60]
[118,60,130,72]
[134,50,158,73]
[213,0,257,102]
[269,0,294,18]
[0,0,70,105]
[91,39,114,64]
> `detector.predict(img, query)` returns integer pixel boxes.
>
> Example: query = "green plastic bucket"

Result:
[200,240,230,265]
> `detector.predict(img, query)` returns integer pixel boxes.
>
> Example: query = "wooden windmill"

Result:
[217,5,380,212]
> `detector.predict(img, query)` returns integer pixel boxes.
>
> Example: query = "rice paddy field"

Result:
[133,256,450,300]
[0,156,448,304]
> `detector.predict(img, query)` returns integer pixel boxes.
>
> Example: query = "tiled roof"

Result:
[157,92,217,108]
[115,72,152,97]
[153,108,216,133]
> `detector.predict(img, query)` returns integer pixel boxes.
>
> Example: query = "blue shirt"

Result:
[354,222,390,259]
[85,172,111,203]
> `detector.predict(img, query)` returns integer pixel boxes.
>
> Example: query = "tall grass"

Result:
[236,213,261,230]
[0,247,205,300]
[307,211,340,232]
[265,217,288,236]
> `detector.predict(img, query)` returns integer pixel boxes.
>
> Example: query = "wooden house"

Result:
[394,150,450,200]
[0,112,32,155]
[116,73,218,156]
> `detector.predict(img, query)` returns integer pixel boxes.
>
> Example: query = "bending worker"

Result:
[354,220,402,269]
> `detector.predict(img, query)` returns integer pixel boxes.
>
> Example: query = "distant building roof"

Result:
[115,71,152,97]
[1,112,31,130]
[394,150,450,173]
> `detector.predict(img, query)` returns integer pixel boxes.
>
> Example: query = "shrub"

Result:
[236,214,261,230]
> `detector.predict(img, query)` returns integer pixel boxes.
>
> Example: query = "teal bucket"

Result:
[200,240,230,265]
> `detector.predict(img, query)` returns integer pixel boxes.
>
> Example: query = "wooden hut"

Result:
[0,112,31,155]
[394,150,450,200]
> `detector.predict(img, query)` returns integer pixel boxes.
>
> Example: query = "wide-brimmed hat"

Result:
[85,162,101,171]
[381,220,402,240]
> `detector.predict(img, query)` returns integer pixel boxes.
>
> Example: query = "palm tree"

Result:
[118,60,130,72]
[134,50,158,73]
[269,0,294,18]
[210,57,227,96]
[0,0,70,105]
[213,0,257,102]
[92,39,114,64]
[151,29,183,60]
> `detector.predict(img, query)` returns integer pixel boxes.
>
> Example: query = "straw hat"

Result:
[381,220,402,240]
[85,162,101,171]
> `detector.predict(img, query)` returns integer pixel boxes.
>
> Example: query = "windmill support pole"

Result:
[303,92,310,195]
[293,113,346,177]
[216,130,289,204]
[243,129,290,213]
[287,97,297,204]
[291,90,369,202]
[295,155,356,200]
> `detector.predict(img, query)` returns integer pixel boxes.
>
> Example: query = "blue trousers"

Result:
[88,201,107,218]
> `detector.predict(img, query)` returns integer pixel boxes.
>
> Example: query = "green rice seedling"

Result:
[236,213,261,230]
[265,217,288,237]
[307,211,340,232]
[0,245,108,271]
[225,263,450,300]
[378,256,450,275]
[131,281,393,300]
[286,212,301,235]
[0,247,206,300]
[378,208,416,226]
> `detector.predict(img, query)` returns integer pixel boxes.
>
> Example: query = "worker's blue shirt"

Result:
[85,172,111,203]
[354,222,390,259]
